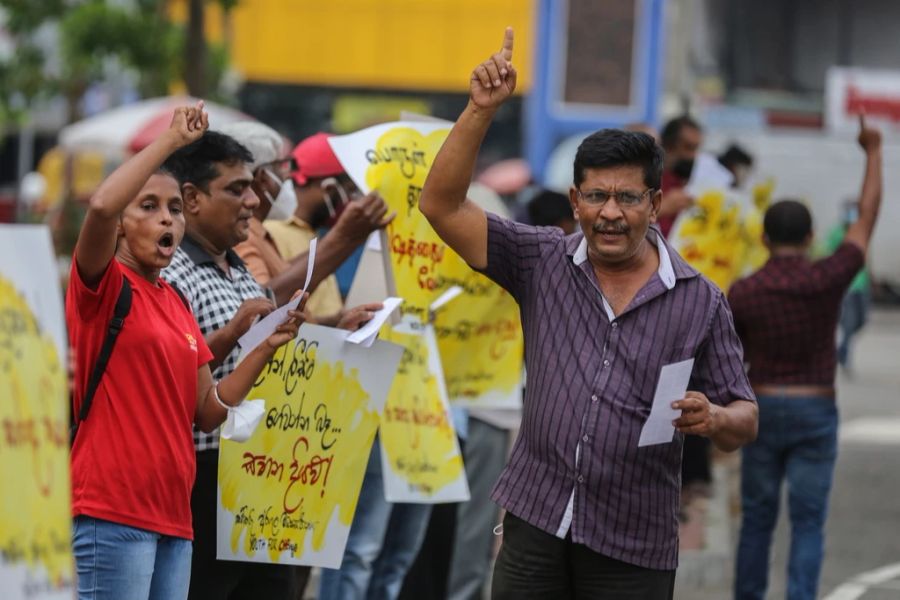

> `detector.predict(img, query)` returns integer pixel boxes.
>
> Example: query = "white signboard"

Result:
[0,225,74,600]
[826,67,900,135]
[216,324,403,568]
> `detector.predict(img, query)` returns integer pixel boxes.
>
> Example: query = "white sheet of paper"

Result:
[346,297,404,347]
[685,153,734,197]
[300,237,317,292]
[638,358,695,447]
[238,238,317,354]
[365,231,382,251]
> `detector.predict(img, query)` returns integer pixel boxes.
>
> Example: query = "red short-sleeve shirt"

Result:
[67,258,213,539]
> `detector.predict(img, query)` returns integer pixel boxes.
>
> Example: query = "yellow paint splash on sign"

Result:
[363,125,523,404]
[218,337,379,563]
[671,184,772,292]
[0,276,72,585]
[378,326,463,497]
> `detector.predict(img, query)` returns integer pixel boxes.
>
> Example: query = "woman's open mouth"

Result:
[157,232,176,256]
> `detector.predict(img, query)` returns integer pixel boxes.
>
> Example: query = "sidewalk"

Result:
[674,450,740,598]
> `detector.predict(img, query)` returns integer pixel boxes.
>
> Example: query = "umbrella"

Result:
[543,132,594,193]
[476,158,532,196]
[58,96,255,158]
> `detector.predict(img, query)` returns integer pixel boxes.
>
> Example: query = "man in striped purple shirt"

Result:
[420,29,758,599]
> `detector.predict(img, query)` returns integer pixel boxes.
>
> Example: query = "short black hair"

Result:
[527,189,571,227]
[719,144,754,170]
[661,115,702,150]
[763,200,812,245]
[164,131,254,192]
[573,129,664,190]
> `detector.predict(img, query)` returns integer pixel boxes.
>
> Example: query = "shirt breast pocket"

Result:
[665,344,696,366]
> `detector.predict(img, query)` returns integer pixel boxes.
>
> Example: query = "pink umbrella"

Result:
[58,96,255,158]
[476,158,532,195]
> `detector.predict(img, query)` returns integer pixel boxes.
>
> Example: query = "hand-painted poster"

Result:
[378,319,469,503]
[669,179,774,292]
[329,122,523,408]
[0,225,74,600]
[216,324,403,568]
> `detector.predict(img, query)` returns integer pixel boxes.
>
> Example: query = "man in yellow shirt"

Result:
[265,133,354,319]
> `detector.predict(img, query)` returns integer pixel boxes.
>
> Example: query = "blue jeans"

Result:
[735,394,838,600]
[73,516,192,600]
[319,438,433,600]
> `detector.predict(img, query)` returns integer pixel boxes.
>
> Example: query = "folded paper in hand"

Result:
[638,358,695,447]
[238,238,317,354]
[346,297,404,348]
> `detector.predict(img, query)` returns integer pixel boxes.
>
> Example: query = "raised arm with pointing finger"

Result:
[844,113,883,254]
[419,27,517,270]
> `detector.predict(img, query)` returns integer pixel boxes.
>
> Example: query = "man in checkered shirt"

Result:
[162,131,293,599]
[163,128,394,599]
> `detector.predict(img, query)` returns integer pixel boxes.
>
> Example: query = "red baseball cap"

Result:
[291,132,345,186]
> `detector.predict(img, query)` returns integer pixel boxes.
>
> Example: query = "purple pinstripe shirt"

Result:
[480,213,754,570]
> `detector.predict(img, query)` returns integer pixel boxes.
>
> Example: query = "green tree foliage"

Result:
[0,0,238,130]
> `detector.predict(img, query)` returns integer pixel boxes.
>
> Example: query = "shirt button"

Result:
[582,435,589,442]
[611,322,618,329]
[577,476,584,483]
[591,394,598,402]
[603,359,610,367]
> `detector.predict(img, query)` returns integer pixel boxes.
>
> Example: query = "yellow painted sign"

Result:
[217,324,402,568]
[378,321,468,503]
[0,226,74,600]
[330,121,524,408]
[669,182,773,292]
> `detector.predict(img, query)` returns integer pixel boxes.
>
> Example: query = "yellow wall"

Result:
[173,0,534,93]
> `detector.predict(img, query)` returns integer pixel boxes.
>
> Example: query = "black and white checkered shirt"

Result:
[162,235,265,452]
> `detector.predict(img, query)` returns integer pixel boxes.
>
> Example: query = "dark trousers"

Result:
[397,497,460,600]
[189,449,310,600]
[681,434,711,485]
[491,513,675,600]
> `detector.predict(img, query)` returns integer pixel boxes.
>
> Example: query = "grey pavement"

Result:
[676,307,900,600]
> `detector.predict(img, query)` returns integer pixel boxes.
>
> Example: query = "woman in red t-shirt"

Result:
[66,102,305,600]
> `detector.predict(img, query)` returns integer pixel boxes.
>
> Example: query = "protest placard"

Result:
[378,319,469,503]
[669,179,773,292]
[330,122,523,408]
[0,225,73,600]
[216,324,403,568]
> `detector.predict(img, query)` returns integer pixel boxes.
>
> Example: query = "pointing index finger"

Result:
[500,27,514,61]
[858,112,866,130]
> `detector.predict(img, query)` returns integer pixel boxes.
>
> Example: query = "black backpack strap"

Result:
[169,282,191,312]
[70,278,133,444]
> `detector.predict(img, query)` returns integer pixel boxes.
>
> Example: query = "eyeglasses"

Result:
[577,188,655,207]
[259,157,298,175]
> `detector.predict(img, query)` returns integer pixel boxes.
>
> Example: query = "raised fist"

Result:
[168,100,209,147]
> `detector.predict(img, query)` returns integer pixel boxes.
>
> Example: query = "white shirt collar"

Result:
[571,228,677,290]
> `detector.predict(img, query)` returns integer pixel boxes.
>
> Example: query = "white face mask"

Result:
[263,168,298,221]
[320,176,350,219]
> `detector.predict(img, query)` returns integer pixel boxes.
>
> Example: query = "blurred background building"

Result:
[2,0,899,284]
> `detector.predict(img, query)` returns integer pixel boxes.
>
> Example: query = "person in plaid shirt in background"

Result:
[729,115,884,600]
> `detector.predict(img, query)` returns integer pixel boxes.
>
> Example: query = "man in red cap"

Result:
[264,132,392,320]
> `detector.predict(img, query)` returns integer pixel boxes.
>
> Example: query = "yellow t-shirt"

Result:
[263,216,344,319]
